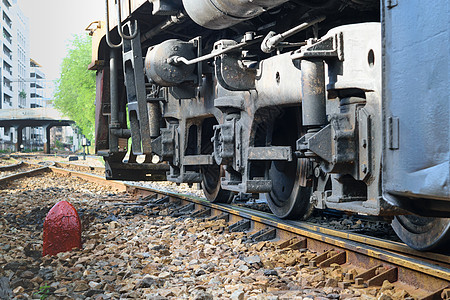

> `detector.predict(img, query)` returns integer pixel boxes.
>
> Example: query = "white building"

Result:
[26,58,47,148]
[0,0,30,147]
[0,0,78,152]
[29,58,46,108]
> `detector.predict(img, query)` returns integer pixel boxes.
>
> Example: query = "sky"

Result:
[19,0,105,89]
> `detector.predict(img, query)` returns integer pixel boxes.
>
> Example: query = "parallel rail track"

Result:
[1,160,449,299]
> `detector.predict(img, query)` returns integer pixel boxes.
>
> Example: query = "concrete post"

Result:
[14,125,24,152]
[43,125,52,154]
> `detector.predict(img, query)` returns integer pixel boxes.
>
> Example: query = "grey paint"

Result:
[382,0,449,202]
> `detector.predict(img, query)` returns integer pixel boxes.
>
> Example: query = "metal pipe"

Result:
[170,37,262,66]
[109,48,120,152]
[110,128,131,138]
[301,59,327,127]
[105,0,122,48]
[261,15,325,53]
[140,12,186,44]
[116,0,139,40]
[147,102,162,138]
[110,49,120,127]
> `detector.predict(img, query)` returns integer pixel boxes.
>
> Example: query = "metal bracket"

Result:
[249,228,277,242]
[152,0,180,15]
[358,108,372,180]
[122,21,152,155]
[387,0,398,9]
[248,146,292,161]
[215,54,256,91]
[182,155,214,166]
[152,124,177,160]
[291,33,344,61]
[388,116,399,150]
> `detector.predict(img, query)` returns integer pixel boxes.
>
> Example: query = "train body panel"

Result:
[382,0,450,215]
[89,0,450,250]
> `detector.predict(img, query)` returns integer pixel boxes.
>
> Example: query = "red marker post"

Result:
[42,201,82,256]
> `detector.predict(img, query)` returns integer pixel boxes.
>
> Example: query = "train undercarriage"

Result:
[90,0,450,251]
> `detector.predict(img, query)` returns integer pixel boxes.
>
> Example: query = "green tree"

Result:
[54,34,95,141]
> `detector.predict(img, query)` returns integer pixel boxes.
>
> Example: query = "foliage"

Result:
[54,34,96,141]
[19,90,26,99]
[34,285,51,299]
[54,140,64,150]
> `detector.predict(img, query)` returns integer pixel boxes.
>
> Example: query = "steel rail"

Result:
[0,160,22,171]
[53,162,105,175]
[2,165,449,299]
[8,160,449,265]
[50,167,450,297]
[50,162,448,264]
[0,162,49,183]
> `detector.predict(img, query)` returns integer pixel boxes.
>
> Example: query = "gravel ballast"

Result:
[0,172,415,299]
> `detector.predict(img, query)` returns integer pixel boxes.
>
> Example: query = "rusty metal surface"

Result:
[53,162,105,174]
[49,167,127,192]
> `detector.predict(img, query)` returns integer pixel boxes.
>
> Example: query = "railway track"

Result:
[1,159,449,299]
[0,159,48,181]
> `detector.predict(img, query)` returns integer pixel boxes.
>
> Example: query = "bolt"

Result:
[338,282,351,289]
[314,167,321,178]
[344,273,354,282]
[362,139,367,148]
[361,164,367,173]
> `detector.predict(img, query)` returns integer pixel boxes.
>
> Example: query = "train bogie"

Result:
[90,0,449,250]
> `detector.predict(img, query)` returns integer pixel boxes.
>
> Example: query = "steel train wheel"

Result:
[201,164,234,203]
[264,108,312,219]
[266,158,312,219]
[391,215,450,251]
[200,118,234,203]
